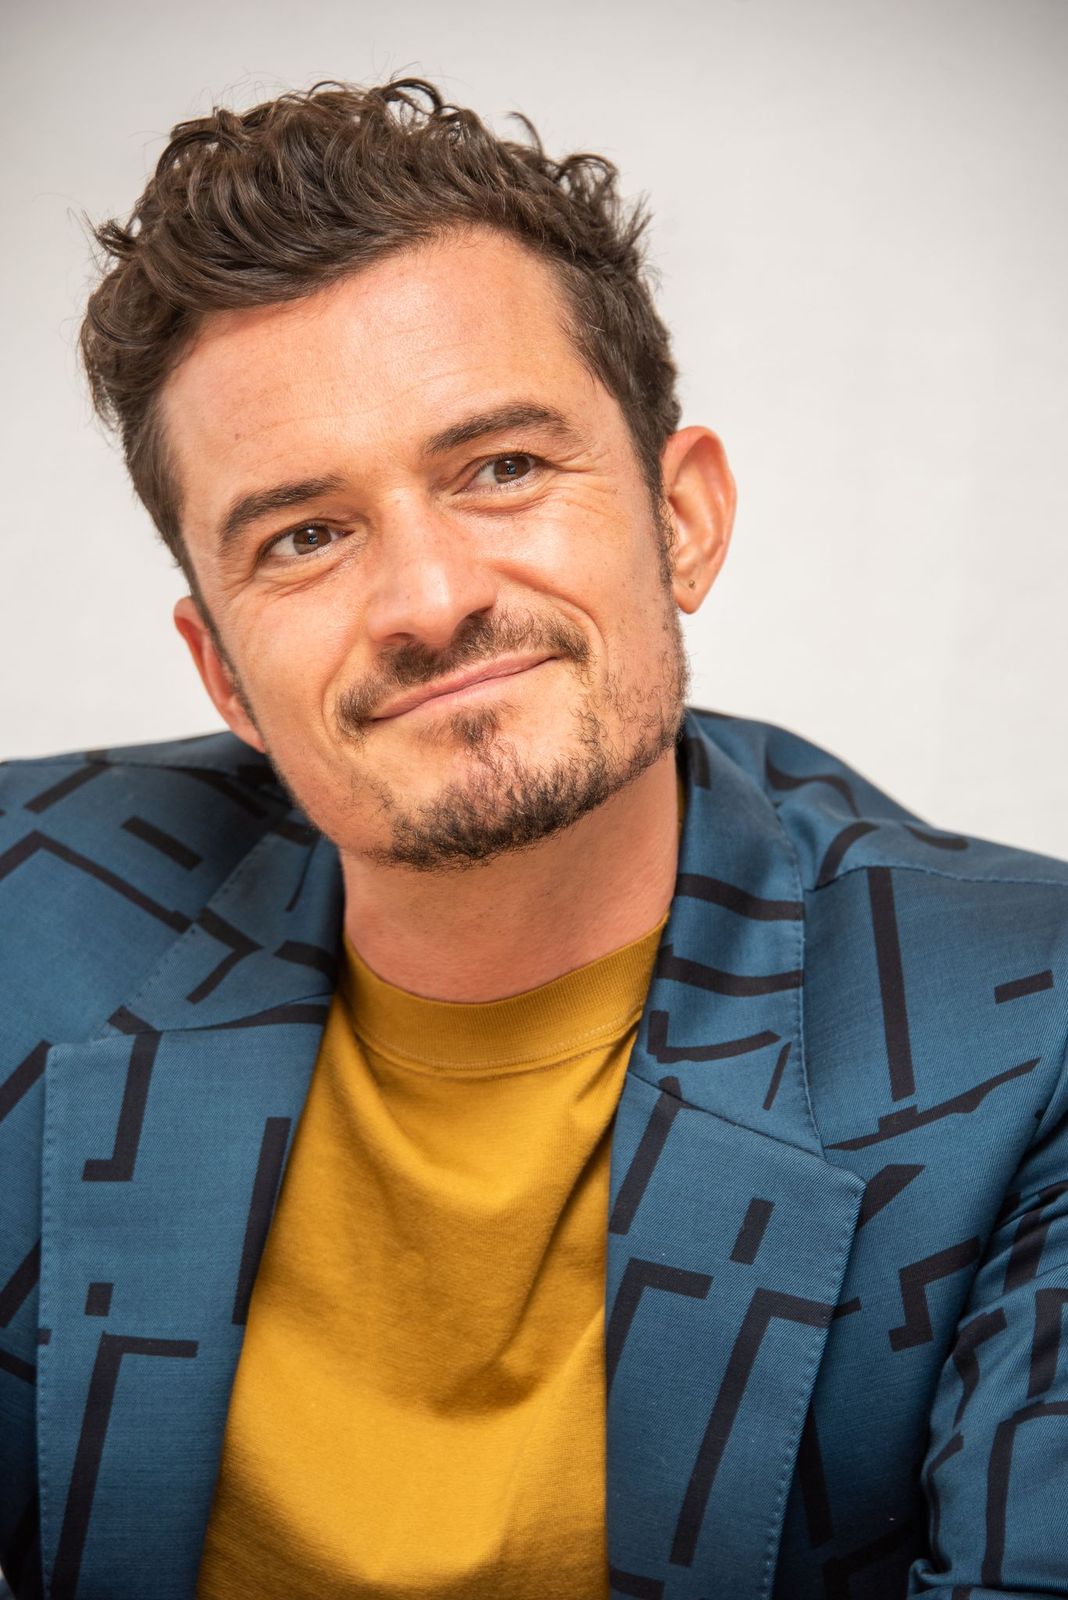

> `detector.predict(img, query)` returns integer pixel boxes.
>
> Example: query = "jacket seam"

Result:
[806,858,1068,895]
[1030,972,1068,1151]
[0,754,277,784]
[625,1065,828,1162]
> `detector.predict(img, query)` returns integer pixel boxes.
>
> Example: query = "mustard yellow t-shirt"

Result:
[195,916,666,1599]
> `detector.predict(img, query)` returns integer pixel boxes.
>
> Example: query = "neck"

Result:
[339,748,680,1001]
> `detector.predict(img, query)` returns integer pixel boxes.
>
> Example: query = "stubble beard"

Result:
[355,594,690,874]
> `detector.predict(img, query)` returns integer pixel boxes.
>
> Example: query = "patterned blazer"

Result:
[2,708,1068,1600]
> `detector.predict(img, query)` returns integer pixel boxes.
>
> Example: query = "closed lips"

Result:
[371,655,556,720]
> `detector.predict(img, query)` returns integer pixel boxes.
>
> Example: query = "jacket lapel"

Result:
[38,818,342,1599]
[605,715,864,1598]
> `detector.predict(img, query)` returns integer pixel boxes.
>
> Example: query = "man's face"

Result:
[166,229,702,869]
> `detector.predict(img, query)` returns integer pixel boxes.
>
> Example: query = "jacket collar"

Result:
[37,711,863,1599]
[96,816,343,1036]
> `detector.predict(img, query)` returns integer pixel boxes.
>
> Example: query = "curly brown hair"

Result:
[80,78,682,583]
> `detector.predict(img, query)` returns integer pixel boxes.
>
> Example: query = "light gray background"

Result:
[2,0,1066,852]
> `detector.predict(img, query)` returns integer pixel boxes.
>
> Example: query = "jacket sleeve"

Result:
[908,1029,1068,1598]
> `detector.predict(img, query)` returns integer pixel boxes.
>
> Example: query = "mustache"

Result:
[335,609,591,734]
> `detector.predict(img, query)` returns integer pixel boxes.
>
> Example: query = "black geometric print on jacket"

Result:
[1,711,1067,1599]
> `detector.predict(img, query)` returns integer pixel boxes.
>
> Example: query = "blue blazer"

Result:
[2,709,1068,1600]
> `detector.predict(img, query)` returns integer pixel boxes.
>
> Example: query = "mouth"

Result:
[370,654,558,722]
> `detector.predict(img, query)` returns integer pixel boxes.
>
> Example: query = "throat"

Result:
[339,749,681,1001]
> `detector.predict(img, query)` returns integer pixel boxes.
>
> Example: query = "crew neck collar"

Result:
[340,915,667,1073]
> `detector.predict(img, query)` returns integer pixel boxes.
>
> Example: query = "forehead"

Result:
[161,230,600,515]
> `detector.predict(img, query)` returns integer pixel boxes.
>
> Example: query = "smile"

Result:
[371,654,557,721]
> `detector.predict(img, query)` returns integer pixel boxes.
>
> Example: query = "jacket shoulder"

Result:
[0,731,291,1055]
[691,713,1068,1201]
[691,706,1068,893]
[1,727,280,782]
[0,728,285,819]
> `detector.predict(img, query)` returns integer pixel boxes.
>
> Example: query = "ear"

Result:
[173,596,266,754]
[659,427,737,614]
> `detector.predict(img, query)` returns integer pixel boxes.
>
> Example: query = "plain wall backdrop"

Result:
[2,0,1066,853]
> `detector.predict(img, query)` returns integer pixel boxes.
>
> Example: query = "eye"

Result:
[470,453,541,490]
[268,523,344,559]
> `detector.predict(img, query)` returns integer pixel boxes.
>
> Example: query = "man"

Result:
[1,77,1066,1600]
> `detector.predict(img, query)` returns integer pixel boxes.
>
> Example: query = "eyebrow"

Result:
[213,403,584,556]
[215,475,348,556]
[420,401,585,459]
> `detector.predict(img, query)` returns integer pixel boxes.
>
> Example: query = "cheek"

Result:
[232,593,360,736]
[514,487,655,610]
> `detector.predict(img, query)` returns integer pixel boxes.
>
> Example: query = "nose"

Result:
[361,497,499,651]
